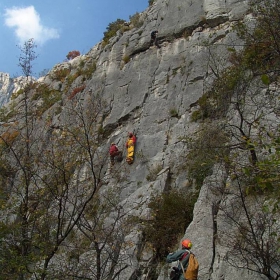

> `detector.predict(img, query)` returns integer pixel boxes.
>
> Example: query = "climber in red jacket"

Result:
[109,143,121,165]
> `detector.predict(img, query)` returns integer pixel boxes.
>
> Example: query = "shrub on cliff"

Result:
[143,190,197,260]
[102,19,126,46]
[66,50,80,60]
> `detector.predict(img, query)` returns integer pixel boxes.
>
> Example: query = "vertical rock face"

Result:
[2,0,277,279]
[0,72,34,107]
[0,72,14,107]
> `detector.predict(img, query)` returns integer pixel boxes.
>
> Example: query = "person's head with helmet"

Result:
[181,239,192,249]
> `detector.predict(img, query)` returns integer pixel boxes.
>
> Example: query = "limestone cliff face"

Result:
[0,72,34,107]
[0,73,14,107]
[2,0,274,279]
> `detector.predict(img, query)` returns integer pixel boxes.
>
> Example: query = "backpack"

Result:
[180,251,199,280]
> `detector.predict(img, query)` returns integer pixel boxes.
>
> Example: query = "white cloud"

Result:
[4,6,59,45]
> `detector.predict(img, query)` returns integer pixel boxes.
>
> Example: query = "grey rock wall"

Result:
[72,0,253,279]
[4,0,274,279]
[0,72,14,107]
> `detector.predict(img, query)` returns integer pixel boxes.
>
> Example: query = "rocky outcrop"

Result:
[0,73,14,107]
[0,72,35,107]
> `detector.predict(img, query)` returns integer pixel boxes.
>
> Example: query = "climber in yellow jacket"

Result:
[126,132,136,164]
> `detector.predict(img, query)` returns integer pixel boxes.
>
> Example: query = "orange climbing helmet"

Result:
[181,239,192,249]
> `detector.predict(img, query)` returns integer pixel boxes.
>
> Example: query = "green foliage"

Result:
[82,59,96,79]
[243,134,280,201]
[195,0,280,208]
[194,0,280,121]
[191,109,203,122]
[0,220,42,279]
[186,124,230,188]
[129,12,144,28]
[64,59,96,92]
[169,108,179,118]
[0,107,9,122]
[122,55,130,64]
[195,65,243,120]
[143,189,197,260]
[32,83,62,116]
[238,0,280,72]
[102,19,126,46]
[11,88,24,100]
[52,67,71,82]
[261,74,270,85]
[149,0,156,6]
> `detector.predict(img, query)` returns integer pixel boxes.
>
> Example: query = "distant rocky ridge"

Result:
[0,72,34,107]
[0,72,14,107]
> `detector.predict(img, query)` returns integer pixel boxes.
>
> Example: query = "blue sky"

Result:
[0,0,148,77]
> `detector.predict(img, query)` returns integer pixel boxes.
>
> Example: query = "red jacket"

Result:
[109,144,119,156]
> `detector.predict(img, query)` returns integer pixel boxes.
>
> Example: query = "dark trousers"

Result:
[150,37,160,48]
[110,151,121,164]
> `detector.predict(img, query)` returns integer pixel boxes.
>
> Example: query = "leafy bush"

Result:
[11,89,24,100]
[64,60,96,93]
[83,60,96,79]
[193,65,241,121]
[143,189,197,260]
[169,108,179,118]
[191,109,203,122]
[102,19,126,46]
[52,68,71,82]
[122,55,130,64]
[185,124,230,188]
[66,50,80,60]
[242,134,280,200]
[32,84,62,116]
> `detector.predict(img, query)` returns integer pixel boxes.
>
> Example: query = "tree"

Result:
[217,170,280,280]
[192,0,280,172]
[143,190,196,260]
[0,40,134,280]
[192,0,280,278]
[68,186,144,280]
[0,38,41,280]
